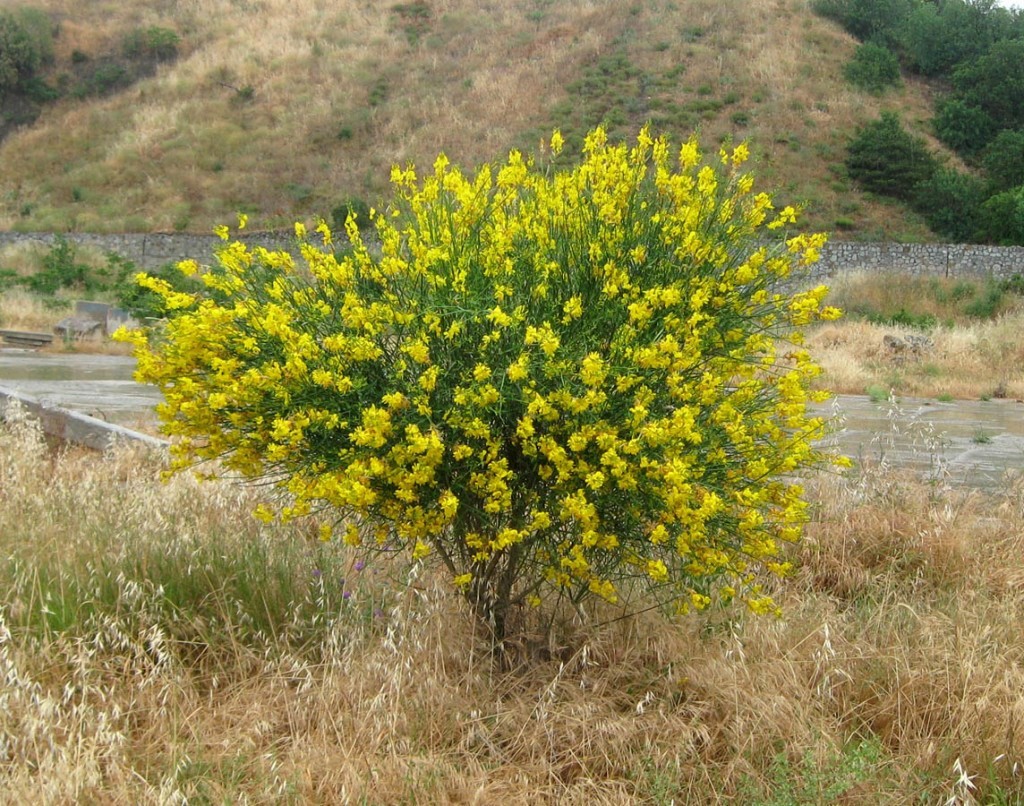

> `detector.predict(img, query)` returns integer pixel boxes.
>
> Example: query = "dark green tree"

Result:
[846,112,937,200]
[898,0,1004,77]
[952,39,1024,131]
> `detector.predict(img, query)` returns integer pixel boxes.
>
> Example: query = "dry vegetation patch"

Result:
[1,406,1023,802]
[808,272,1024,400]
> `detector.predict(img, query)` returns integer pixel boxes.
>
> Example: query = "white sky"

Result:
[993,0,1024,8]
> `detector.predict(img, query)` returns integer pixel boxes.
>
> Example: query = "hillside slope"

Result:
[0,0,948,239]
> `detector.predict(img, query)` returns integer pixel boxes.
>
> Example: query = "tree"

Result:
[898,0,1004,78]
[120,129,845,645]
[952,39,1024,131]
[846,112,938,200]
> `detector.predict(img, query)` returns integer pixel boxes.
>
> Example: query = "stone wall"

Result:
[2,231,1024,280]
[808,241,1024,284]
[0,230,298,270]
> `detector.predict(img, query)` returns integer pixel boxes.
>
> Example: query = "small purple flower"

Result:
[343,591,352,600]
[373,607,384,619]
[354,560,365,572]
[311,568,322,578]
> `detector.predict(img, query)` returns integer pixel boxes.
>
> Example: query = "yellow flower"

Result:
[562,295,583,322]
[253,504,275,523]
[550,130,564,155]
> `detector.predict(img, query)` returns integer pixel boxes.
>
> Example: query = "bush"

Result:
[121,128,845,643]
[843,42,901,94]
[977,185,1024,246]
[329,197,371,232]
[912,167,986,242]
[933,98,997,157]
[846,112,938,201]
[812,0,914,46]
[898,0,1003,78]
[0,7,53,99]
[21,236,99,295]
[962,281,1005,319]
[122,26,180,61]
[980,129,1024,193]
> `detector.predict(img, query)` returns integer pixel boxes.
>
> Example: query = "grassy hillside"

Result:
[0,0,948,239]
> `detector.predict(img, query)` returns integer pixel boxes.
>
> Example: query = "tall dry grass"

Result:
[1,401,1024,802]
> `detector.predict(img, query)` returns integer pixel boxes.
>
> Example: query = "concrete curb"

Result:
[0,384,168,452]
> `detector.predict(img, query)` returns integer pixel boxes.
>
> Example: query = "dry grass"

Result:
[0,0,944,239]
[0,289,61,332]
[2,402,1024,802]
[807,273,1024,400]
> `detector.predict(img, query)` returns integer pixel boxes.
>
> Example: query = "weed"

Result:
[866,384,888,403]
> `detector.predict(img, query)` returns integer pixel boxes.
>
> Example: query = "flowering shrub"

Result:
[120,127,844,640]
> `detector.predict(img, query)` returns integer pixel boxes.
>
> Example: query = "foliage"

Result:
[865,307,937,330]
[977,185,1024,246]
[111,256,200,319]
[933,99,996,157]
[911,168,986,243]
[122,26,180,61]
[961,280,1006,320]
[951,39,1024,132]
[0,6,53,99]
[980,129,1024,193]
[329,197,372,233]
[812,0,914,46]
[20,236,99,295]
[845,112,937,201]
[813,0,1024,241]
[121,128,844,642]
[843,42,901,94]
[897,0,1007,77]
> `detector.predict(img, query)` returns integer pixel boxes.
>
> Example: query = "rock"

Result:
[883,332,932,362]
[904,333,933,354]
[54,316,102,340]
[883,334,906,354]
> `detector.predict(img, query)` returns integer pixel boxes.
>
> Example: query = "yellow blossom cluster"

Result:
[120,126,845,626]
